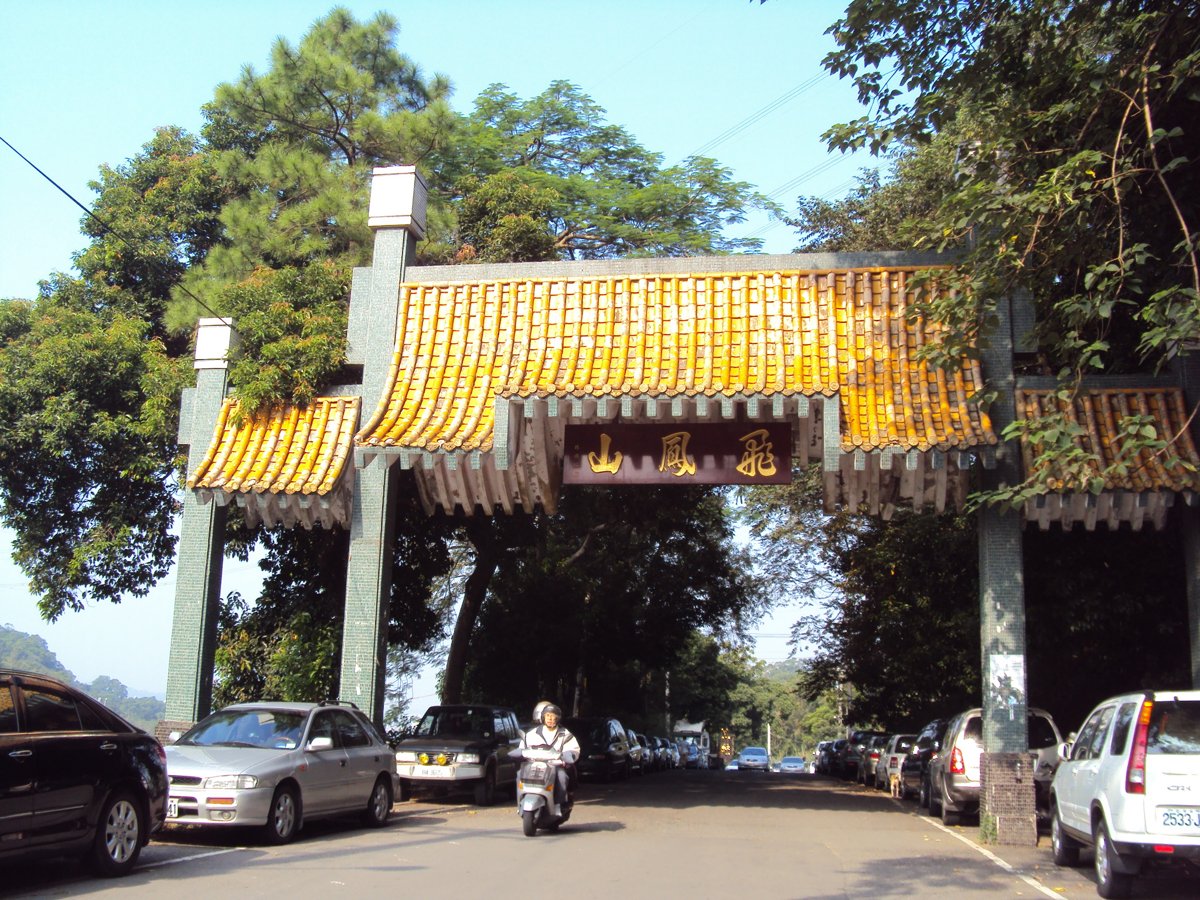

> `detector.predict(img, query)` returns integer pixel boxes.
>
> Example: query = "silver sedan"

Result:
[164,701,397,843]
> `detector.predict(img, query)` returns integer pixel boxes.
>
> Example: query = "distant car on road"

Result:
[0,668,168,876]
[779,756,807,774]
[736,746,770,772]
[165,700,397,844]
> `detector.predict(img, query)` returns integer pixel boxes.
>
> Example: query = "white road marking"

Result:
[140,847,248,869]
[922,815,1061,898]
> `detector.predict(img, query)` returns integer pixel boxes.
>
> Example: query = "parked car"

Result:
[858,734,890,786]
[164,700,397,844]
[393,704,521,806]
[0,668,168,876]
[626,731,646,775]
[928,706,1063,826]
[814,740,835,774]
[840,729,889,780]
[1050,690,1200,898]
[874,733,916,793]
[736,746,771,772]
[779,755,807,774]
[901,717,954,805]
[563,716,630,781]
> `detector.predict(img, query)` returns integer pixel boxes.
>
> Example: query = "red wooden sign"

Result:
[563,423,792,485]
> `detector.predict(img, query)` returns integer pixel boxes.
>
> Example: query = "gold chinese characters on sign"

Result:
[563,423,791,486]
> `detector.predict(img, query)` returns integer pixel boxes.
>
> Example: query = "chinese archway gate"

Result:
[163,166,1200,845]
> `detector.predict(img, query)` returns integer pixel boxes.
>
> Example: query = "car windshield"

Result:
[415,709,492,738]
[181,709,306,749]
[1147,699,1200,754]
[782,757,803,764]
[742,747,767,757]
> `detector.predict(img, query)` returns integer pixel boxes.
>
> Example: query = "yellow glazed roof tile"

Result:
[188,396,361,496]
[1015,387,1200,493]
[357,267,996,454]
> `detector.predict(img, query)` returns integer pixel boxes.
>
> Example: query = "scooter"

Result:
[515,747,574,836]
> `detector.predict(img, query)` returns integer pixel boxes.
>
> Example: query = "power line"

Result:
[0,133,231,327]
[689,72,829,160]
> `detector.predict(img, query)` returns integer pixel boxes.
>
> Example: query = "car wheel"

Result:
[262,784,299,845]
[521,808,537,837]
[1050,807,1080,867]
[473,767,497,806]
[90,790,143,877]
[918,777,930,809]
[396,778,411,802]
[929,782,942,817]
[940,798,959,827]
[1094,818,1134,899]
[363,776,392,827]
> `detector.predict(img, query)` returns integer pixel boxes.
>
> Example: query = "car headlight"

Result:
[395,751,419,762]
[457,752,480,764]
[204,775,259,790]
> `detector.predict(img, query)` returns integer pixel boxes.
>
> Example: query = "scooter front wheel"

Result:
[522,808,537,836]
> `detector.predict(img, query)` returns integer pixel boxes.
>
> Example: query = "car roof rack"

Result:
[318,699,361,709]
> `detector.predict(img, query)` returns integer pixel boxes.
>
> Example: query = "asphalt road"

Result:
[4,769,1197,898]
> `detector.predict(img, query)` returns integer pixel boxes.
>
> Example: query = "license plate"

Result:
[167,798,179,818]
[413,765,453,779]
[1159,807,1200,831]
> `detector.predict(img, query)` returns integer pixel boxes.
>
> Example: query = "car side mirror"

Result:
[1058,741,1072,761]
[307,736,334,751]
[167,730,182,744]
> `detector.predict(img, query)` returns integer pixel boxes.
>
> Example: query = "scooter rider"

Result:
[519,703,579,814]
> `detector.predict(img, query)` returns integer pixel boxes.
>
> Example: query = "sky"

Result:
[0,0,857,700]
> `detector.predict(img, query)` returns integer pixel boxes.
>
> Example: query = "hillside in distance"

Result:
[1,625,165,732]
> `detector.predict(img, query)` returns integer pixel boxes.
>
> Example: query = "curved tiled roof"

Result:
[188,396,361,496]
[1015,386,1200,492]
[1015,386,1200,530]
[356,268,996,455]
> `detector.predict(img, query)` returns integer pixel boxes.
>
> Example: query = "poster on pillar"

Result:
[988,654,1026,722]
[563,423,792,486]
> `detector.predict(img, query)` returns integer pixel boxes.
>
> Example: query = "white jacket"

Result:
[520,724,580,763]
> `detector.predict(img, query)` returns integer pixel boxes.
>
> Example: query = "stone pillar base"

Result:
[980,751,1038,845]
[155,719,195,743]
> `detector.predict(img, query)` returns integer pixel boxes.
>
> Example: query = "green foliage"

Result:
[453,82,776,259]
[823,1,1200,376]
[454,171,558,263]
[221,262,350,417]
[0,298,188,619]
[74,127,225,338]
[182,7,456,309]
[459,486,763,722]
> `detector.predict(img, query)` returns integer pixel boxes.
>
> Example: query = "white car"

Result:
[165,701,397,844]
[736,746,770,772]
[873,733,915,792]
[1050,690,1200,898]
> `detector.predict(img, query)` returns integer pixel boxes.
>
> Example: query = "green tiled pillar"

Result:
[163,319,233,728]
[338,167,426,724]
[977,293,1035,844]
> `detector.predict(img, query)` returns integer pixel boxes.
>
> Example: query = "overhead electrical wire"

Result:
[689,71,829,160]
[0,133,232,327]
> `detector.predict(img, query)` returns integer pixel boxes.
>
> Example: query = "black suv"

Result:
[901,716,954,806]
[393,704,522,805]
[0,668,168,876]
[563,716,631,781]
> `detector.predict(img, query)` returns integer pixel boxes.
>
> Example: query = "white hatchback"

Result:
[1050,690,1200,898]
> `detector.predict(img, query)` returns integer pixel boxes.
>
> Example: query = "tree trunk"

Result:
[440,519,500,703]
